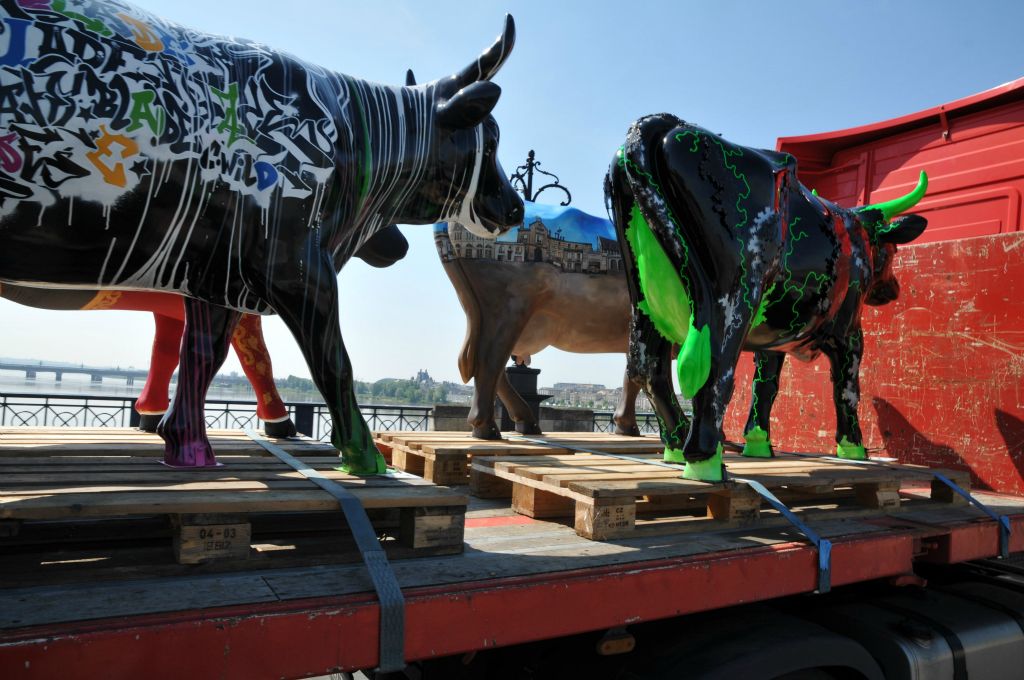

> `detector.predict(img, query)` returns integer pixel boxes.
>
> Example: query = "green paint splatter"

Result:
[751,282,776,328]
[346,77,374,217]
[625,205,710,399]
[52,0,113,36]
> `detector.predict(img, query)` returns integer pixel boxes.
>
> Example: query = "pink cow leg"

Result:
[158,299,242,467]
[135,313,184,432]
[231,314,297,438]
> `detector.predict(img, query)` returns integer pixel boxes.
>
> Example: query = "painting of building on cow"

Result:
[436,202,624,275]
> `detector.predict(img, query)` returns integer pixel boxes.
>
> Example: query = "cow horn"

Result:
[858,171,928,221]
[445,14,515,92]
[406,69,417,86]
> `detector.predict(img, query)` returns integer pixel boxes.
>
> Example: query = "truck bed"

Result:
[1,429,1022,679]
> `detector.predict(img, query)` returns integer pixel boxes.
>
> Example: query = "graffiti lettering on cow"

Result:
[85,124,138,187]
[0,0,344,217]
[0,132,23,173]
[126,89,164,136]
[0,17,35,67]
[212,83,246,147]
[115,13,163,52]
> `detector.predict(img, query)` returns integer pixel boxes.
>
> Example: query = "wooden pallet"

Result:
[0,427,468,581]
[377,431,665,485]
[470,450,973,540]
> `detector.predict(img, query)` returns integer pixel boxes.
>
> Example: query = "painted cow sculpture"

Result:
[0,224,409,435]
[0,1,523,471]
[605,114,928,481]
[1,284,296,432]
[437,202,648,439]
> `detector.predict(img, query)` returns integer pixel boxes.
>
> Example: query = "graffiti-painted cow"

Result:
[606,114,927,481]
[437,202,647,439]
[0,1,523,471]
[0,224,409,435]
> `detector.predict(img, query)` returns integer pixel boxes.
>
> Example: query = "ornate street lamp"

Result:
[509,150,572,205]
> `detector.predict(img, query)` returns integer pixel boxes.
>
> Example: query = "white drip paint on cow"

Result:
[451,125,488,237]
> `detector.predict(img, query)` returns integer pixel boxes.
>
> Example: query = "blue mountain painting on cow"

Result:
[437,201,623,274]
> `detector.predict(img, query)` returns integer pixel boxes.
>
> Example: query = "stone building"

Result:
[437,217,623,274]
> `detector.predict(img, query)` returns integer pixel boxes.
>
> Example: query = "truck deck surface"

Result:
[1,428,1022,678]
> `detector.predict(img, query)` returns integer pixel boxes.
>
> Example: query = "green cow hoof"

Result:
[663,447,685,464]
[682,445,725,482]
[742,427,773,458]
[836,437,867,461]
[337,449,388,476]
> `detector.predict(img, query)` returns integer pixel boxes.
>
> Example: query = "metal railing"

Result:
[0,393,664,439]
[0,393,434,442]
[591,410,661,435]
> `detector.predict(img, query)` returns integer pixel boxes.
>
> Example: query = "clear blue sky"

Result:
[3,0,1022,388]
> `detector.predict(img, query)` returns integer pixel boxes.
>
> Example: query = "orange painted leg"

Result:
[135,313,183,431]
[232,314,296,437]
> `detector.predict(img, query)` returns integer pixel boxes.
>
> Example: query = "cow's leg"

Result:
[627,310,689,458]
[824,329,866,460]
[496,371,541,435]
[230,314,296,438]
[266,267,386,474]
[467,314,530,440]
[613,370,641,436]
[681,281,761,481]
[158,300,241,467]
[742,351,786,458]
[136,313,183,432]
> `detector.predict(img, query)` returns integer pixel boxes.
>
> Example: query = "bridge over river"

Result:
[0,361,150,385]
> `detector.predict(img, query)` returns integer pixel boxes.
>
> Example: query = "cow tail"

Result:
[620,114,712,399]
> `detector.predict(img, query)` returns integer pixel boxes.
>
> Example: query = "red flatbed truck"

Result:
[3,79,1024,680]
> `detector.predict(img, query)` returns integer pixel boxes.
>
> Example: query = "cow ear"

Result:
[436,81,501,129]
[875,213,927,245]
[406,69,416,86]
[354,225,409,268]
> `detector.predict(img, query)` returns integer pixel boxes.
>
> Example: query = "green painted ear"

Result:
[875,214,928,245]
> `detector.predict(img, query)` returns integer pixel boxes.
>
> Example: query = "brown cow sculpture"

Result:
[0,2,523,470]
[435,201,649,439]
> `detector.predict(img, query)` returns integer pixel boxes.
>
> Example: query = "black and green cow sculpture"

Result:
[606,114,928,481]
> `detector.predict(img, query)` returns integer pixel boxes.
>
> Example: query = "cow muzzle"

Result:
[866,280,899,306]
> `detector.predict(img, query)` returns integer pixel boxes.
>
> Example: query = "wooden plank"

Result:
[0,485,467,520]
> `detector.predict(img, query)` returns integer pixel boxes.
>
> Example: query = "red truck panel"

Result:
[726,231,1024,494]
[741,79,1024,494]
[779,77,1024,244]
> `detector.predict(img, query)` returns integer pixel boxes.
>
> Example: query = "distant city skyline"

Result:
[2,0,1022,390]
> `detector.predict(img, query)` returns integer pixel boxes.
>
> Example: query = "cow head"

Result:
[857,171,929,306]
[405,16,523,238]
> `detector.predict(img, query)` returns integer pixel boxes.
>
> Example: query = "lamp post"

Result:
[509,150,572,205]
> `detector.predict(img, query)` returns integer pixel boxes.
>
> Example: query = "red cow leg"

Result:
[136,313,184,432]
[231,315,297,437]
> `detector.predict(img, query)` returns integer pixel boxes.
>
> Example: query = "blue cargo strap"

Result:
[730,476,832,593]
[932,471,1012,559]
[514,436,832,592]
[784,450,1012,560]
[245,430,405,673]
